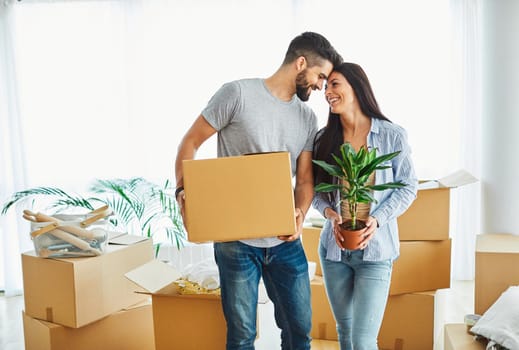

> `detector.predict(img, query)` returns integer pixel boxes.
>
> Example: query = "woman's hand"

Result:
[325,207,345,249]
[358,216,378,250]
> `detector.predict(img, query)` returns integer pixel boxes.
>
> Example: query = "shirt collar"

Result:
[370,117,381,134]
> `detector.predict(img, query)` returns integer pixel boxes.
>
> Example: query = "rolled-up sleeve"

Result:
[312,191,334,218]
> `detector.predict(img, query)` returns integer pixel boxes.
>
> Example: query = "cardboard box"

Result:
[310,276,337,341]
[390,239,451,295]
[379,291,436,350]
[23,301,155,350]
[311,339,340,349]
[183,152,296,243]
[22,238,153,328]
[125,259,231,350]
[444,324,486,350]
[475,233,519,314]
[397,170,477,240]
[303,226,322,276]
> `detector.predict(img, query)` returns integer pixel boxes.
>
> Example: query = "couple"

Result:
[175,32,417,350]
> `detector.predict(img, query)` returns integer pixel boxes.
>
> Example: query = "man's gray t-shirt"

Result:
[201,78,318,248]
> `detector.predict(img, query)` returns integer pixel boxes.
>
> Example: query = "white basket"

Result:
[24,206,112,258]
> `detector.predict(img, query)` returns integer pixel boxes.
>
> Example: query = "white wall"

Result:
[481,0,519,234]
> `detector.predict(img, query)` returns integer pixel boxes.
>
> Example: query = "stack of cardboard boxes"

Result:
[444,232,519,349]
[301,226,334,342]
[303,172,475,350]
[378,178,456,350]
[21,234,156,350]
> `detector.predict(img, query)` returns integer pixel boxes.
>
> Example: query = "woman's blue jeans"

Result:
[214,240,312,350]
[319,243,392,350]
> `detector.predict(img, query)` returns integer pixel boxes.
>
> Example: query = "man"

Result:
[175,32,342,350]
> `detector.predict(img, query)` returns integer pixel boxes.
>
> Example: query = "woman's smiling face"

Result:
[324,71,356,114]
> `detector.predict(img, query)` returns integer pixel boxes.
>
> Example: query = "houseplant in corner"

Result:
[312,142,406,249]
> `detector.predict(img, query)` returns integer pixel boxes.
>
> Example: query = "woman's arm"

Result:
[371,128,418,227]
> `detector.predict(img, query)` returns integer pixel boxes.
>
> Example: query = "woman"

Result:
[312,62,418,350]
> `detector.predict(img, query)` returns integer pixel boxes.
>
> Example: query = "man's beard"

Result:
[295,70,311,101]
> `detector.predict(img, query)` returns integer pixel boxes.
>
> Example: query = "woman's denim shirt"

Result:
[312,118,418,262]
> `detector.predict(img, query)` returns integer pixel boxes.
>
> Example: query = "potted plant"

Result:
[312,142,406,249]
[1,177,186,255]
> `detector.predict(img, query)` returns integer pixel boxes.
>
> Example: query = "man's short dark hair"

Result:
[282,32,343,68]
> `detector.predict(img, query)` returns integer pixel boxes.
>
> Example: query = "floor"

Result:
[1,280,473,350]
[0,292,24,350]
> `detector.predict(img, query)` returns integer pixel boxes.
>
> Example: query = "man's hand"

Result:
[278,207,305,242]
[175,189,186,223]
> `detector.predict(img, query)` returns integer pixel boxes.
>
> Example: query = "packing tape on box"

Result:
[317,323,327,339]
[380,338,404,350]
[45,307,53,322]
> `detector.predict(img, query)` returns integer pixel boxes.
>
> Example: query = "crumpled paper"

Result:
[175,257,220,295]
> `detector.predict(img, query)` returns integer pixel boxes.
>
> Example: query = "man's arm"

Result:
[278,150,314,241]
[293,150,315,226]
[175,115,217,187]
[175,115,217,217]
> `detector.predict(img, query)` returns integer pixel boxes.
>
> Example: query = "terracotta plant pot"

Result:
[338,219,368,250]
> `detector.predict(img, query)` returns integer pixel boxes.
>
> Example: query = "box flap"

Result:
[108,231,126,240]
[109,233,148,245]
[417,180,442,190]
[476,233,519,253]
[122,299,152,311]
[125,260,182,293]
[437,169,478,188]
[418,169,478,190]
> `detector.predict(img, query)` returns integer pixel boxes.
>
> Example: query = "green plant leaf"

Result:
[368,182,406,191]
[356,189,376,203]
[358,150,401,179]
[312,159,343,177]
[315,183,343,193]
[1,186,94,214]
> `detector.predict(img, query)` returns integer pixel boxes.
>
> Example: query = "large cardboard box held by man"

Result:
[22,238,153,328]
[23,301,155,350]
[183,152,296,243]
[397,170,477,240]
[475,233,519,315]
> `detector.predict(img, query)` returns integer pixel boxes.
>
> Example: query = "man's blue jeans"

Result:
[319,243,392,350]
[214,240,312,350]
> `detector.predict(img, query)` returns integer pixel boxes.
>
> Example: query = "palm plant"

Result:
[1,177,186,255]
[313,142,406,230]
